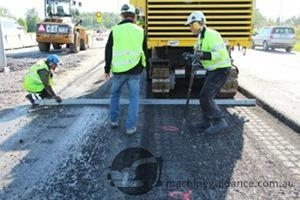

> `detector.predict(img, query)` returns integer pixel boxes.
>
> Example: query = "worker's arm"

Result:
[104,32,113,75]
[196,51,212,60]
[200,31,226,61]
[37,69,56,97]
[143,35,150,68]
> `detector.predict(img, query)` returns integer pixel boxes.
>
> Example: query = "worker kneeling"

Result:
[23,54,62,106]
[185,11,231,134]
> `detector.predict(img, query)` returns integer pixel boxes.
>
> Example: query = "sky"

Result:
[0,0,299,20]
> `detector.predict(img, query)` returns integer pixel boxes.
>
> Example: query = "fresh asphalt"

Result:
[0,72,299,200]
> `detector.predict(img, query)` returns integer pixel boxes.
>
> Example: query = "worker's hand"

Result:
[54,96,62,103]
[194,50,203,61]
[105,73,111,80]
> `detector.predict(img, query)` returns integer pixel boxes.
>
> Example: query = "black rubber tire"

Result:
[286,46,293,52]
[69,33,79,53]
[52,43,62,49]
[80,39,87,50]
[251,41,255,49]
[38,42,50,52]
[263,41,269,51]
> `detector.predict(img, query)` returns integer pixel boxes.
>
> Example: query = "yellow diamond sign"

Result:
[96,12,102,23]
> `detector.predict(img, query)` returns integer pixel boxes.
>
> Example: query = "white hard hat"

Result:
[185,11,206,25]
[121,4,136,15]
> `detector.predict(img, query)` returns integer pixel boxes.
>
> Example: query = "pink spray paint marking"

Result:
[161,125,179,132]
[168,190,192,200]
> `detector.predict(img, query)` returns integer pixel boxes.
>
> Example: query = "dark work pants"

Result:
[199,67,230,120]
[37,89,52,99]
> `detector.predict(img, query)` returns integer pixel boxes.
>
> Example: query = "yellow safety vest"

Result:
[23,60,54,93]
[195,27,231,71]
[111,23,146,73]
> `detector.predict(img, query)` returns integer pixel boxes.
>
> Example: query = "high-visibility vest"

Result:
[23,60,54,93]
[111,23,146,73]
[195,27,231,71]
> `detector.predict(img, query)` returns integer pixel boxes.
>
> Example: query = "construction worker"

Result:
[104,4,147,135]
[23,54,62,106]
[185,11,231,134]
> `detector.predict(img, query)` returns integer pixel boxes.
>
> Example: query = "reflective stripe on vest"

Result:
[196,27,231,71]
[111,23,146,73]
[23,60,53,93]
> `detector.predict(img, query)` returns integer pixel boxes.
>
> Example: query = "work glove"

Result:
[54,96,62,103]
[194,51,203,61]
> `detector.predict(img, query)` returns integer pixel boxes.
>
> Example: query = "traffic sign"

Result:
[96,12,102,23]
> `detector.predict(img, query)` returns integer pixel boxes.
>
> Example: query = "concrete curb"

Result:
[4,33,37,50]
[238,86,300,133]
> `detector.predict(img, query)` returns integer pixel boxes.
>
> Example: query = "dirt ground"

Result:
[0,42,105,109]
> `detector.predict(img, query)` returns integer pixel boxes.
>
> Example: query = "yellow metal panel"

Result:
[220,32,250,35]
[130,0,146,13]
[209,26,252,30]
[148,4,251,8]
[147,16,251,19]
[149,33,193,36]
[148,0,251,2]
[148,27,251,31]
[148,39,252,48]
[148,21,252,25]
[206,16,252,19]
[145,0,253,48]
[148,16,190,19]
[148,27,191,30]
[200,0,251,2]
[207,21,252,25]
[148,10,252,14]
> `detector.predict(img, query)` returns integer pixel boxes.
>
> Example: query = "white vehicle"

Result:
[252,26,296,52]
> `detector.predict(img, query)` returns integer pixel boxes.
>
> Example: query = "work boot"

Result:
[109,120,118,129]
[25,94,35,105]
[192,119,211,130]
[205,118,228,134]
[126,127,137,136]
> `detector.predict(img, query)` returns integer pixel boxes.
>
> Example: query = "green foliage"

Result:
[80,12,119,29]
[25,8,41,33]
[285,17,300,26]
[253,8,268,30]
[17,18,27,32]
[293,26,300,52]
[253,9,300,32]
[102,12,120,28]
[0,7,13,18]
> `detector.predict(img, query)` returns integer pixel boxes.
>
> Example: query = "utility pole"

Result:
[0,19,7,72]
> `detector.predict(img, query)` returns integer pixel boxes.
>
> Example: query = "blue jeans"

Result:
[110,74,140,129]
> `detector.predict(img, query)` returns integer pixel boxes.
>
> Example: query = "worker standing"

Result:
[104,4,147,135]
[185,11,231,134]
[23,54,62,106]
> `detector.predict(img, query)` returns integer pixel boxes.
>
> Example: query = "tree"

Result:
[253,8,268,30]
[102,12,120,28]
[80,12,119,29]
[0,7,13,18]
[285,16,300,26]
[25,8,40,32]
[17,18,28,32]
